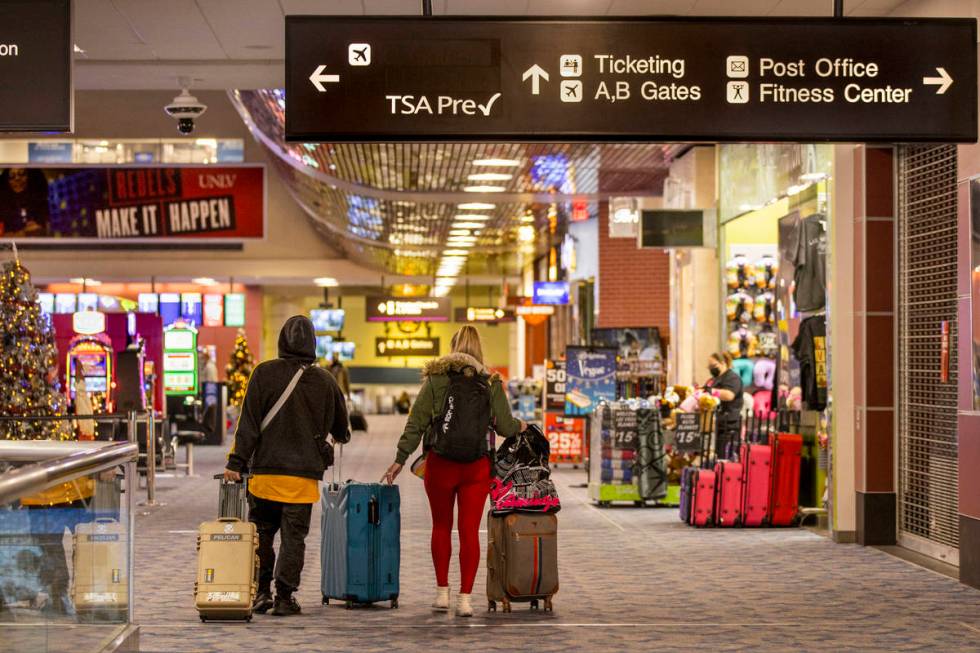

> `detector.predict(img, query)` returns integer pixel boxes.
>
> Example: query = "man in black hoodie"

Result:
[224,316,349,616]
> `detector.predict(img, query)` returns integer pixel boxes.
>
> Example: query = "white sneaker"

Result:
[455,593,473,617]
[432,586,449,611]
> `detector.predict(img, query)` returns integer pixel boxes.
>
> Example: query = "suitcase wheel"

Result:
[322,595,329,605]
[245,615,252,623]
[200,616,207,623]
[345,600,354,610]
[390,597,399,609]
[544,597,554,612]
[502,598,512,613]
[488,600,496,612]
[530,599,539,610]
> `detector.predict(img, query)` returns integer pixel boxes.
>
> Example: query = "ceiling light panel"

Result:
[232,89,684,277]
[471,158,521,167]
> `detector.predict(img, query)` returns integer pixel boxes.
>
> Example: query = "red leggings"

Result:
[423,452,490,594]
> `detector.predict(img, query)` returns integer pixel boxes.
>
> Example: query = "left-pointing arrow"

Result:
[310,65,340,92]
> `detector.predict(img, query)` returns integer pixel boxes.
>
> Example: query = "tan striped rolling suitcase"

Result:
[486,512,558,613]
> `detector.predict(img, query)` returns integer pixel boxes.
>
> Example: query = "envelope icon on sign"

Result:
[727,55,749,79]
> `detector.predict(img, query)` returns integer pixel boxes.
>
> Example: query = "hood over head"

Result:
[422,352,500,382]
[278,315,316,361]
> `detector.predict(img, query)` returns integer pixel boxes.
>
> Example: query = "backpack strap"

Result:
[261,365,307,431]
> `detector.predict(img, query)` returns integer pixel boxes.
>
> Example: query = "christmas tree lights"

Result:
[0,259,72,440]
[225,329,254,408]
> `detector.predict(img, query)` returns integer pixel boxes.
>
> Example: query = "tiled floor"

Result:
[133,416,980,652]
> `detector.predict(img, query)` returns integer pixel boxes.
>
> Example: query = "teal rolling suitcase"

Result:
[320,479,400,609]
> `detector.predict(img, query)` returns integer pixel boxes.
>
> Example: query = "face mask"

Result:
[709,364,722,377]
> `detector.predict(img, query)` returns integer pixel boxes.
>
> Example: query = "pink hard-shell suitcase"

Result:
[714,461,744,527]
[690,469,716,527]
[740,442,771,527]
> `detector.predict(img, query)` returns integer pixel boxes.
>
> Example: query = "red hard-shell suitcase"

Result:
[713,461,744,527]
[740,443,771,527]
[690,469,716,527]
[768,433,802,526]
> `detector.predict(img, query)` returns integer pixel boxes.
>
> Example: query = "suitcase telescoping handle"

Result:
[213,473,250,483]
[331,442,344,488]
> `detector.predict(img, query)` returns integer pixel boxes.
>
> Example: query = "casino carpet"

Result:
[125,416,980,652]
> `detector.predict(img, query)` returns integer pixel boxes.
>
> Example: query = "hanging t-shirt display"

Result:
[792,215,827,313]
[791,315,828,411]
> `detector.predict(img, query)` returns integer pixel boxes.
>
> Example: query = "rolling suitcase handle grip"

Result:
[368,496,380,525]
[213,473,250,483]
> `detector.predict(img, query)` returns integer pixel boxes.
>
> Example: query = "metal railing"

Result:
[0,440,137,505]
[0,411,160,505]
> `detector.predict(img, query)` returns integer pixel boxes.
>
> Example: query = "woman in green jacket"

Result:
[382,326,525,617]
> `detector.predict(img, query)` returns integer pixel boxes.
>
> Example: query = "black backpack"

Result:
[431,367,492,463]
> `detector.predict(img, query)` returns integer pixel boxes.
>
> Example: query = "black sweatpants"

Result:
[248,494,313,596]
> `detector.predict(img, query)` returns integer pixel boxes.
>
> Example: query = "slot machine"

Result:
[66,334,115,414]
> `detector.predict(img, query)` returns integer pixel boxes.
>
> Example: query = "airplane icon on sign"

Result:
[348,43,371,66]
[560,80,583,103]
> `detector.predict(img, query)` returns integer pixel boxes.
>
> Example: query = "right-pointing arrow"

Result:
[522,64,550,95]
[923,67,953,95]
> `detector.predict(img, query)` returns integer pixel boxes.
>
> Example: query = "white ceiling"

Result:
[74,0,922,89]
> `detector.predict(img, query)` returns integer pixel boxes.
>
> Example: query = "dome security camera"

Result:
[164,89,207,135]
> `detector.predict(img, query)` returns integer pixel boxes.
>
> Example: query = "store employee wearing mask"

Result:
[704,351,744,460]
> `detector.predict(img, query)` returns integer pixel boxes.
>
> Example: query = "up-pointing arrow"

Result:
[522,64,550,95]
[923,67,953,94]
[309,65,340,92]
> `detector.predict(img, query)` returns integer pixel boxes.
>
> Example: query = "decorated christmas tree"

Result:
[226,329,254,408]
[0,257,72,440]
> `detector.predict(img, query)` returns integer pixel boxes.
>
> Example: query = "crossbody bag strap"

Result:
[261,365,307,432]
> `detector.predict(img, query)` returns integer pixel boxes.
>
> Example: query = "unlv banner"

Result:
[0,166,265,240]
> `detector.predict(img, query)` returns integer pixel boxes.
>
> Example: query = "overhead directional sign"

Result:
[0,0,72,132]
[285,17,977,143]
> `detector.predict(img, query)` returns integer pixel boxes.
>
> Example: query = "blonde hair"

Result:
[450,325,484,365]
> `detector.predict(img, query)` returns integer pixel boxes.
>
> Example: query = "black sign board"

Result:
[640,210,708,249]
[544,360,566,412]
[285,16,977,143]
[0,0,72,132]
[612,408,639,450]
[673,413,703,454]
[366,296,451,322]
[375,337,440,357]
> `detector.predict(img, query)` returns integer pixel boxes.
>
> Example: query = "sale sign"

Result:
[545,412,585,465]
[544,359,566,411]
